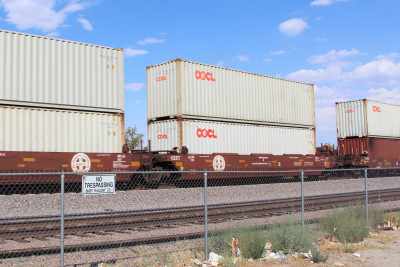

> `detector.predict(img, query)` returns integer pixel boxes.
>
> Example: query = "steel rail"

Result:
[1,188,400,259]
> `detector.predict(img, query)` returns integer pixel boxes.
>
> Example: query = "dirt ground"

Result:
[236,228,400,267]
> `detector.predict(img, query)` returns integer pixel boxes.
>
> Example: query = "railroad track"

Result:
[1,188,400,259]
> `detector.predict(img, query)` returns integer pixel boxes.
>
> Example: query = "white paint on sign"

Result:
[82,174,116,195]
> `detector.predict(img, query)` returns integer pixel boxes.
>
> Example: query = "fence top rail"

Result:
[0,167,400,176]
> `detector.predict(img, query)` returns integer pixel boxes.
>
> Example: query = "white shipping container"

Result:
[147,59,315,128]
[148,119,316,155]
[0,105,124,152]
[0,29,124,113]
[336,99,400,139]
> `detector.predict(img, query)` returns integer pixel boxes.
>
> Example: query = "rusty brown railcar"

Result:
[0,151,139,184]
[338,138,400,169]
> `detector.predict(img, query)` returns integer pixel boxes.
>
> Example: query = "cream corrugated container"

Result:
[0,105,124,152]
[0,29,124,113]
[148,119,316,155]
[147,59,315,128]
[336,99,400,138]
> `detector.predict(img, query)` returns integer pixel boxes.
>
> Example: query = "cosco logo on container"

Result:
[197,129,217,138]
[195,71,216,82]
[372,105,381,113]
[158,134,168,139]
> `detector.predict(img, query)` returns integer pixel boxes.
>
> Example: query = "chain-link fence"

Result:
[1,167,400,266]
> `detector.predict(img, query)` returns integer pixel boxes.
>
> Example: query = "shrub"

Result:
[266,218,314,254]
[210,225,265,260]
[321,205,384,243]
[310,246,329,263]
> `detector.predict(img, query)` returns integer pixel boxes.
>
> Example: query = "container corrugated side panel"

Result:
[148,119,315,155]
[0,29,124,113]
[365,100,400,138]
[147,59,315,127]
[336,100,367,138]
[338,137,400,157]
[147,119,179,151]
[0,106,123,152]
[147,60,177,120]
[338,138,368,155]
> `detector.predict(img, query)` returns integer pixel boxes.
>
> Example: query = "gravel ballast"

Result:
[1,177,399,266]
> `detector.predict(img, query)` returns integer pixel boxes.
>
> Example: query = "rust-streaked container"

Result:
[0,105,124,153]
[0,29,124,113]
[338,137,400,158]
[336,99,400,138]
[147,59,315,128]
[148,119,316,155]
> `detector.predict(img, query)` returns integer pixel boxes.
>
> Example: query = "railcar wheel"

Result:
[143,166,164,189]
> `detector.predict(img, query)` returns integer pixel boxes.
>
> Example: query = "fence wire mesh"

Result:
[0,167,399,266]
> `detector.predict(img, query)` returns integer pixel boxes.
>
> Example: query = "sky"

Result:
[0,0,399,147]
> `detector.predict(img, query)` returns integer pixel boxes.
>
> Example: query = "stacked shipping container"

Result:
[147,59,316,155]
[336,99,400,156]
[0,29,125,153]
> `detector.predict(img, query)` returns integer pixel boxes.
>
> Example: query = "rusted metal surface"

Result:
[0,149,334,184]
[0,151,138,184]
[338,137,400,158]
[157,153,328,180]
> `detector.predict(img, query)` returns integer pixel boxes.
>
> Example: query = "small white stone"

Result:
[334,262,345,266]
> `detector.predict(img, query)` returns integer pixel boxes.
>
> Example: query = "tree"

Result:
[125,126,145,150]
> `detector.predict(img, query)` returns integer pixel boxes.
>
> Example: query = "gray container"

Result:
[0,29,124,113]
[147,59,315,128]
[148,119,316,155]
[336,99,400,139]
[0,105,124,153]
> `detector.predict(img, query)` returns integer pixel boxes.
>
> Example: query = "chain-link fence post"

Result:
[204,171,208,261]
[364,168,369,223]
[61,171,65,267]
[301,170,304,231]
